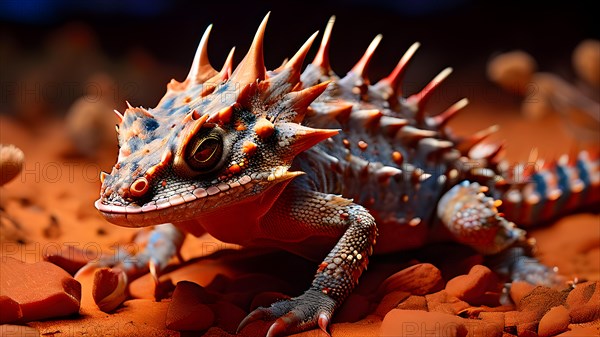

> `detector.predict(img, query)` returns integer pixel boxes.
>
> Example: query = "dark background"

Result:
[1,0,598,114]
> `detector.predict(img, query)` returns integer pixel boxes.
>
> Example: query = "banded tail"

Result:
[500,150,600,227]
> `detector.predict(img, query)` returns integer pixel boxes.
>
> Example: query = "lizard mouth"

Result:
[95,198,194,227]
[95,175,255,227]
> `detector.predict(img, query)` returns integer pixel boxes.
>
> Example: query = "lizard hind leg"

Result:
[437,181,565,287]
[437,180,525,255]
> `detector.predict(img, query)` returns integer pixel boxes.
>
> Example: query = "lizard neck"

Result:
[175,179,292,245]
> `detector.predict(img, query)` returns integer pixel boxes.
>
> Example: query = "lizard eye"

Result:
[186,133,223,171]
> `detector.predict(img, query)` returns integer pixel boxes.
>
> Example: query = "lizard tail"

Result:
[499,150,600,227]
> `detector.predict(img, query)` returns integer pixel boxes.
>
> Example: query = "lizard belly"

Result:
[371,213,431,254]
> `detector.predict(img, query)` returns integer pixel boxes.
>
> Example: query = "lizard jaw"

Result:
[95,197,207,228]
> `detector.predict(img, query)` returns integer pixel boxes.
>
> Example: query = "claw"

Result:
[149,258,159,286]
[239,289,336,335]
[237,307,271,333]
[318,312,331,335]
[266,311,307,337]
[266,318,288,337]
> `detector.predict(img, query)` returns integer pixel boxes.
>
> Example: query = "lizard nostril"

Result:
[130,177,149,197]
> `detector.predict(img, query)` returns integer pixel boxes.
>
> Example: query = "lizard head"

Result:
[95,14,337,227]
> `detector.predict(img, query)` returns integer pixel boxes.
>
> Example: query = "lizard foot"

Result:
[489,246,568,288]
[238,289,337,337]
[510,254,567,287]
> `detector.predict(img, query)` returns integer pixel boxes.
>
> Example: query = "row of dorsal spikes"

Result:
[175,13,466,125]
[114,13,469,134]
[325,140,508,212]
[309,97,505,165]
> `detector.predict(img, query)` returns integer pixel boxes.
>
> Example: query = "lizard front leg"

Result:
[77,223,186,311]
[238,184,378,336]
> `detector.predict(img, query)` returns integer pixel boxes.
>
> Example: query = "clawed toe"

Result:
[237,307,273,333]
[237,289,336,336]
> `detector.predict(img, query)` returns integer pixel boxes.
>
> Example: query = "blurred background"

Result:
[1,0,598,121]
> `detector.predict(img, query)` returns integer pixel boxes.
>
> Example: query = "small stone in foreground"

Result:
[396,295,427,311]
[445,264,500,306]
[43,245,90,276]
[0,144,24,186]
[0,257,81,324]
[92,267,128,312]
[374,291,410,317]
[425,290,470,315]
[537,305,570,337]
[378,263,444,296]
[0,296,22,323]
[210,300,247,334]
[509,281,535,306]
[166,281,215,331]
[565,281,597,308]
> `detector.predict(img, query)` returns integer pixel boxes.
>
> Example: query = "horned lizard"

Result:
[93,14,599,336]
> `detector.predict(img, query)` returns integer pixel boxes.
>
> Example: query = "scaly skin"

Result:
[93,14,599,336]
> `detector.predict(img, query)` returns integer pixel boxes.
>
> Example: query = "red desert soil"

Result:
[0,91,599,337]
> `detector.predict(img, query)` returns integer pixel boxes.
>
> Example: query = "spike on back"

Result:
[230,13,270,87]
[219,47,236,80]
[408,67,453,123]
[312,16,336,70]
[187,24,218,83]
[206,47,236,84]
[283,31,319,84]
[431,98,469,128]
[457,125,500,155]
[274,81,331,123]
[375,42,420,97]
[349,34,383,80]
[469,140,506,163]
[113,109,124,123]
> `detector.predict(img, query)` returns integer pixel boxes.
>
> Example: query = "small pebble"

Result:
[43,245,90,276]
[425,290,470,315]
[378,263,444,296]
[210,300,247,334]
[374,291,410,317]
[572,39,600,87]
[166,281,216,331]
[537,305,570,337]
[509,281,535,306]
[565,281,597,309]
[445,265,500,306]
[396,295,427,311]
[0,144,24,186]
[487,50,537,95]
[92,267,127,312]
